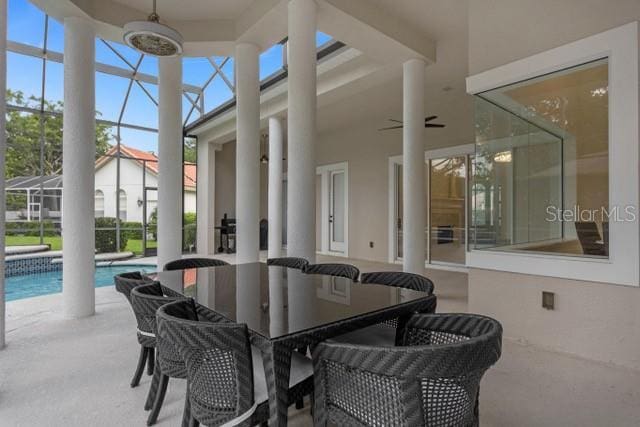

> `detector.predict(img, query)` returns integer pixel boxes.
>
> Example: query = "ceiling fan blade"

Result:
[387,118,403,124]
[425,123,446,128]
[378,125,404,131]
[424,115,438,122]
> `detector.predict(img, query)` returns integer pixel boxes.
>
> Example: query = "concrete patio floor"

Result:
[1,256,639,426]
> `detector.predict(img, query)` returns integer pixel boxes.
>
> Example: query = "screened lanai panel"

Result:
[183,57,213,87]
[95,73,132,123]
[316,31,332,47]
[138,55,158,77]
[118,127,158,154]
[95,39,140,70]
[46,16,64,52]
[8,0,44,47]
[203,76,234,112]
[221,56,234,85]
[260,43,284,79]
[121,83,159,129]
[44,60,63,105]
[7,52,42,101]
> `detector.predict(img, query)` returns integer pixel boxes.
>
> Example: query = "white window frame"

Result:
[465,22,639,286]
[388,143,475,271]
[95,189,105,218]
[118,189,127,222]
[316,162,349,257]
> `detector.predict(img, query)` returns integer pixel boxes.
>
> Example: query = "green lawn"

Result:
[5,235,63,250]
[125,238,157,254]
[5,235,156,255]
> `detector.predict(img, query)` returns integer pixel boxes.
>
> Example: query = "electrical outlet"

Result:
[542,291,555,310]
[369,241,374,248]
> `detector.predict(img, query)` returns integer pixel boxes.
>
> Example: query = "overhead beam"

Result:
[317,0,436,65]
[235,0,287,52]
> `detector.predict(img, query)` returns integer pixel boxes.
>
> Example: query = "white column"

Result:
[402,59,427,274]
[0,0,7,348]
[62,16,96,318]
[235,42,260,264]
[287,0,317,262]
[157,57,183,269]
[268,117,284,258]
[196,141,216,255]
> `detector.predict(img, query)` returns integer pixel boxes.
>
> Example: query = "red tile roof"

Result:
[96,144,196,190]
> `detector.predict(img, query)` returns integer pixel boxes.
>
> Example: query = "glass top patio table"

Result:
[153,262,437,426]
[153,262,435,340]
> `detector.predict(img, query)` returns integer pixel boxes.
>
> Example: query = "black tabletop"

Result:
[155,262,433,340]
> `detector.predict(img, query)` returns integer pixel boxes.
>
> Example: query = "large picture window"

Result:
[472,58,609,258]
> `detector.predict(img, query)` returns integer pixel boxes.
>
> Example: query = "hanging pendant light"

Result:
[123,0,183,57]
[260,134,269,164]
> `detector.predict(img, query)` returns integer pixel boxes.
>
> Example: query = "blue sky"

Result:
[7,0,333,153]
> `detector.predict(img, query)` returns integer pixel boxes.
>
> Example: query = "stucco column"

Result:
[287,0,317,262]
[196,141,216,255]
[0,0,7,348]
[157,56,183,269]
[62,16,96,318]
[268,117,284,258]
[402,58,427,274]
[235,42,260,264]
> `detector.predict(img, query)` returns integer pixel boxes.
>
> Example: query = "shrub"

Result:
[148,208,158,240]
[183,213,197,251]
[4,220,58,237]
[95,217,128,253]
[120,221,143,241]
[24,220,58,237]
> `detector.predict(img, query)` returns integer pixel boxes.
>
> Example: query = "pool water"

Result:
[6,265,156,302]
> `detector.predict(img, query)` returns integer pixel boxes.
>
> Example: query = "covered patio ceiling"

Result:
[31,0,437,61]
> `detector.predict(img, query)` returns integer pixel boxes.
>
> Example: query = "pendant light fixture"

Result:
[123,0,183,57]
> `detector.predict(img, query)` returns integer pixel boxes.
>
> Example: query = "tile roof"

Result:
[96,144,196,190]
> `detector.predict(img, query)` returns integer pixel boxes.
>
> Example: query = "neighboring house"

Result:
[94,144,196,223]
[5,144,196,225]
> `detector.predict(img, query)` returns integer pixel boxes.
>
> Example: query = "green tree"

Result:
[6,89,113,178]
[183,136,197,164]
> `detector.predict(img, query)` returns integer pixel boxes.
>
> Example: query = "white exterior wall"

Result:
[94,158,195,223]
[466,0,640,370]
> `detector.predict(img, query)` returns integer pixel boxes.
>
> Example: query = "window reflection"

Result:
[473,59,609,257]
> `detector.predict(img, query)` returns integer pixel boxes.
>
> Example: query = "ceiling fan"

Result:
[378,115,445,131]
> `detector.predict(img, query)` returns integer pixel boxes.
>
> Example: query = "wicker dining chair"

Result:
[130,283,192,426]
[266,257,309,270]
[313,313,502,427]
[114,271,157,387]
[163,257,229,271]
[331,271,437,347]
[303,263,360,281]
[361,271,435,293]
[156,299,315,427]
[574,221,606,256]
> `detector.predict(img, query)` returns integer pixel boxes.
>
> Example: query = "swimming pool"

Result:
[5,264,157,302]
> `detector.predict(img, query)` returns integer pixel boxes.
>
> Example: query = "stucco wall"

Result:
[469,268,640,370]
[95,157,196,224]
[94,157,153,223]
[468,0,640,75]
[467,0,640,369]
[316,119,402,261]
[214,141,269,231]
